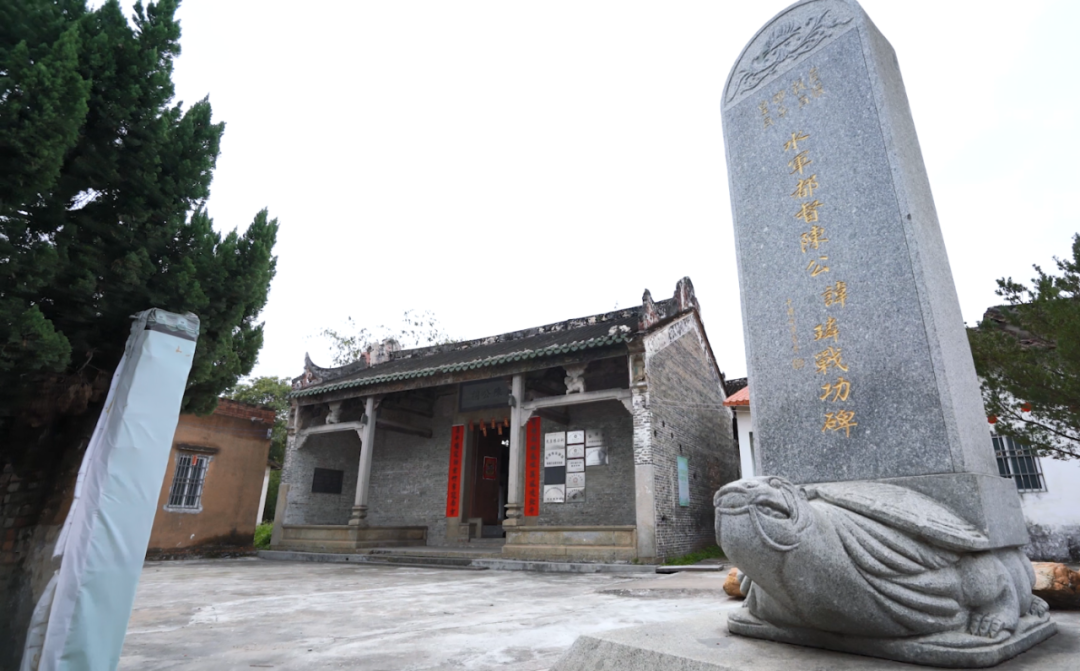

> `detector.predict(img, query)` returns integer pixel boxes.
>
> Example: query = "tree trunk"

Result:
[0,399,104,669]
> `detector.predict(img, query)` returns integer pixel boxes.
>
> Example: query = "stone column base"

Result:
[347,505,368,527]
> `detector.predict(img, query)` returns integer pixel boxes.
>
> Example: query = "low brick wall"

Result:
[503,525,636,562]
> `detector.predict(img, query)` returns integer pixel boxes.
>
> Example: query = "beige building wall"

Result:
[147,400,273,555]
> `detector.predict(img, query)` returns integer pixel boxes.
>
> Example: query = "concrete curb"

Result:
[257,550,485,570]
[472,558,654,574]
[655,565,726,574]
[257,550,654,574]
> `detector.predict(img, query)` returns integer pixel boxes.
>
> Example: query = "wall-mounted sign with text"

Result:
[459,379,510,412]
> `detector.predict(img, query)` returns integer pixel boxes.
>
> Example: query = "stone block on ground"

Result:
[1033,562,1080,610]
[723,567,745,598]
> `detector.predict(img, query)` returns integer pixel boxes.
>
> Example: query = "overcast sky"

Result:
[149,0,1076,382]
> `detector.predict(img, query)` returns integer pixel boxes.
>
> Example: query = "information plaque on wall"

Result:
[544,484,565,502]
[677,456,690,507]
[543,429,607,504]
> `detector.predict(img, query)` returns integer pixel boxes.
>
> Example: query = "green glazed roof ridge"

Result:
[289,332,630,398]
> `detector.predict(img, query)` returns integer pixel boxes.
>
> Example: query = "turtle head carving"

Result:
[715,476,813,553]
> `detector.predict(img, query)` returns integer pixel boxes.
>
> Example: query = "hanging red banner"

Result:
[524,417,542,516]
[445,424,465,517]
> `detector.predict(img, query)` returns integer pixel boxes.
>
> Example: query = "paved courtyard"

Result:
[120,558,740,670]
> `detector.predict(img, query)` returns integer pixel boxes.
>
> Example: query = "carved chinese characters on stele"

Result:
[718,1,1049,665]
[717,0,1054,661]
[722,0,1017,504]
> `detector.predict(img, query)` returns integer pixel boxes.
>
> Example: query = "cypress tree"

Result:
[969,235,1080,460]
[1,1,279,661]
[1,0,278,436]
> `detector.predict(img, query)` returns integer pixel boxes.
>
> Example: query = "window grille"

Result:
[168,454,209,508]
[992,435,1046,493]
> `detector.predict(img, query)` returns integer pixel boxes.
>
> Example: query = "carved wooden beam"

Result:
[295,420,365,449]
[520,388,632,423]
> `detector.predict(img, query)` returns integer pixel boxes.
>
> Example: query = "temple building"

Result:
[272,277,740,562]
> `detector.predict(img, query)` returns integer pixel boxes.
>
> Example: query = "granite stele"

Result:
[715,0,1055,666]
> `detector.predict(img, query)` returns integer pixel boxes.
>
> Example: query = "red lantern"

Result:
[1021,403,1032,413]
[987,416,998,425]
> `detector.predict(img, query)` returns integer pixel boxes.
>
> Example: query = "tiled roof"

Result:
[723,386,749,407]
[723,376,748,397]
[289,277,704,400]
[214,398,277,424]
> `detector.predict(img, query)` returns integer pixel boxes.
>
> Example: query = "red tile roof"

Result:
[214,398,276,424]
[723,386,749,407]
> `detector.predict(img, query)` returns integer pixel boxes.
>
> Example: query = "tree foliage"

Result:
[319,310,451,367]
[968,234,1080,460]
[225,376,289,463]
[0,0,278,443]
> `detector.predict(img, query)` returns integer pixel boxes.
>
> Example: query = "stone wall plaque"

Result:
[585,446,608,466]
[544,432,566,449]
[567,472,585,488]
[567,458,585,473]
[567,444,585,459]
[585,429,604,447]
[544,448,565,467]
[677,456,690,507]
[543,485,565,503]
[567,430,585,444]
[458,379,509,411]
[566,487,585,502]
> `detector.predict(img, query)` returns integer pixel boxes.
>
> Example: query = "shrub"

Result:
[254,522,273,550]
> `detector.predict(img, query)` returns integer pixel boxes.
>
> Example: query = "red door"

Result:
[470,429,508,525]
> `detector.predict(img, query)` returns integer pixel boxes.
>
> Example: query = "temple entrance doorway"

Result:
[469,427,509,538]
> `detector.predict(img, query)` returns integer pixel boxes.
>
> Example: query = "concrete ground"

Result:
[120,558,740,670]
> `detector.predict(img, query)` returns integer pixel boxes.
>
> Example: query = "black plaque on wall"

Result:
[311,467,344,494]
[459,379,509,412]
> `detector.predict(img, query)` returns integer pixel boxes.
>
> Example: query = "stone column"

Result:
[503,375,525,525]
[348,396,377,526]
[630,382,657,561]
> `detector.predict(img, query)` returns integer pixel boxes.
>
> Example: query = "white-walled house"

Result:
[723,385,755,479]
[729,384,1080,562]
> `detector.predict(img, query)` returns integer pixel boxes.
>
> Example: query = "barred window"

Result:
[993,435,1046,493]
[167,454,210,509]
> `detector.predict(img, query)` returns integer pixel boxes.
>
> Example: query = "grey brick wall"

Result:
[645,322,738,560]
[365,394,455,545]
[538,400,636,526]
[281,430,360,525]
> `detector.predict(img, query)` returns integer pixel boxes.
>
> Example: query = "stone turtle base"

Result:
[727,609,1056,668]
[551,611,1074,671]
